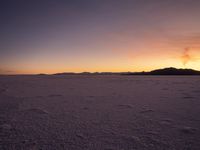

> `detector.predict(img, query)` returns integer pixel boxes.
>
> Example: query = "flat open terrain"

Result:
[0,75,200,150]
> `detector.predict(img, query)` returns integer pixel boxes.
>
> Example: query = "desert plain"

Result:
[0,75,200,150]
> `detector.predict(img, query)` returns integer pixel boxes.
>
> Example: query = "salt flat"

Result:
[0,75,200,150]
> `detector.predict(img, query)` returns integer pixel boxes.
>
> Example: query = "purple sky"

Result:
[1,0,200,74]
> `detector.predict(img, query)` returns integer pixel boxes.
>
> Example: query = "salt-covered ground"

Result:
[0,75,200,150]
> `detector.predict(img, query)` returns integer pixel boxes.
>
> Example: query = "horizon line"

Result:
[1,67,200,76]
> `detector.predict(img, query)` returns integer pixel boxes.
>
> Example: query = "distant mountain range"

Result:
[52,67,200,76]
[123,67,200,75]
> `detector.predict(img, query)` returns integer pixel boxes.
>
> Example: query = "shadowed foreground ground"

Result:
[0,75,200,150]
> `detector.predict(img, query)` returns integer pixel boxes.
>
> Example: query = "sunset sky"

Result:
[1,0,200,74]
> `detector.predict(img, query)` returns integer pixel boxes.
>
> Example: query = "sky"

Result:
[0,0,200,74]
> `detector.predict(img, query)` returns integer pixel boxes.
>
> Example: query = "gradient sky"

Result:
[1,0,200,74]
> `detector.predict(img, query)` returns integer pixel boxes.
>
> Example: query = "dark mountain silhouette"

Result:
[149,67,200,75]
[123,67,200,75]
[53,72,120,75]
[52,67,200,76]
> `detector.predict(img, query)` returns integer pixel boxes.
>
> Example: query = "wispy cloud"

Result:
[181,48,192,66]
[166,33,200,65]
[0,69,15,74]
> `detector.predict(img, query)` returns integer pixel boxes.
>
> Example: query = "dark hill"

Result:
[149,67,200,75]
[124,67,200,75]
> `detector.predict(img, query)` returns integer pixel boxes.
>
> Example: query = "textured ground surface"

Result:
[0,75,200,150]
